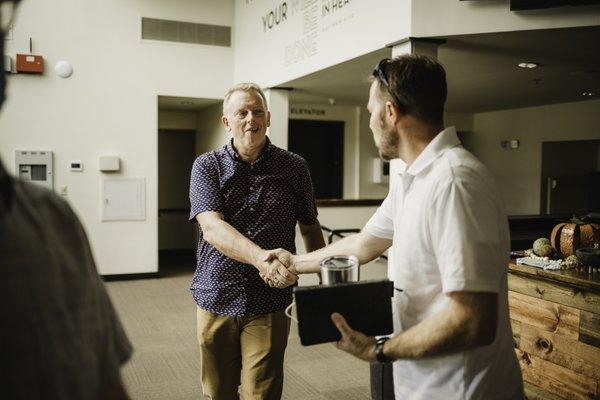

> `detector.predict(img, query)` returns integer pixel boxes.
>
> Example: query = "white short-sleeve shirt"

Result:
[365,127,522,400]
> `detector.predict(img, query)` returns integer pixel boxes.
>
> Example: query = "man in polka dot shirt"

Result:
[189,82,326,400]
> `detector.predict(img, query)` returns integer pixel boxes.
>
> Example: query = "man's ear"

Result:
[266,110,271,128]
[221,115,231,132]
[386,101,401,125]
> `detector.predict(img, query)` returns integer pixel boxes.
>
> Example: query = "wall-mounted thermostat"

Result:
[99,156,120,172]
[70,160,83,171]
[15,150,53,190]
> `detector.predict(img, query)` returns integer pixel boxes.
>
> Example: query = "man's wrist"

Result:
[253,248,267,271]
[375,336,394,363]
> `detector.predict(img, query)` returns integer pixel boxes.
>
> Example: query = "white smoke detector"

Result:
[54,60,73,78]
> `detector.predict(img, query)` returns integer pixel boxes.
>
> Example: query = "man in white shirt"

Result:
[264,55,523,399]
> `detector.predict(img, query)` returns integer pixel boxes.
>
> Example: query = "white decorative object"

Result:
[516,256,563,270]
[54,60,73,78]
[101,178,145,221]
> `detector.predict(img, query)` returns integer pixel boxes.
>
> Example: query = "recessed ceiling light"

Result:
[518,62,539,69]
[581,91,596,97]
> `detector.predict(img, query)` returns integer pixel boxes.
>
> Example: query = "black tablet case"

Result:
[293,279,394,346]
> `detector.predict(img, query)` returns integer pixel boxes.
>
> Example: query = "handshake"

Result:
[257,248,301,289]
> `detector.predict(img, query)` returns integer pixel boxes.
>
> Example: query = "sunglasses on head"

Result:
[373,58,404,111]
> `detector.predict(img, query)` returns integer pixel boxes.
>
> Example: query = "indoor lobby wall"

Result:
[0,0,234,275]
[233,0,411,88]
[472,98,600,216]
[159,111,198,131]
[196,104,228,156]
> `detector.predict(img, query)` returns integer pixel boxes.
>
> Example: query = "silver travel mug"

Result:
[319,255,359,285]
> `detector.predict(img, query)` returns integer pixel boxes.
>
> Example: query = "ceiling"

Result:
[282,25,600,113]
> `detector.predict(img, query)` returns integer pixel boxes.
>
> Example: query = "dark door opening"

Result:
[158,129,197,269]
[288,119,344,199]
[541,139,600,215]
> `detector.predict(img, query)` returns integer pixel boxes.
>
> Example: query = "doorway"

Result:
[288,119,345,199]
[158,129,197,269]
[540,139,600,215]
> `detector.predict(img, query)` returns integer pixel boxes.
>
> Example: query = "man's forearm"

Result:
[295,231,391,274]
[200,217,263,268]
[385,292,498,359]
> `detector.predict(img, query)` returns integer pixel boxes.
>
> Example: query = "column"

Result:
[264,88,290,150]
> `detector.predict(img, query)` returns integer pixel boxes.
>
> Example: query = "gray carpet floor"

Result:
[105,259,388,399]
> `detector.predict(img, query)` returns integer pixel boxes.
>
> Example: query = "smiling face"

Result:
[367,80,399,161]
[222,89,271,154]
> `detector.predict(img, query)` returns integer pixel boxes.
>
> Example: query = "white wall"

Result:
[234,0,411,88]
[0,0,234,275]
[289,103,360,199]
[472,99,600,215]
[159,111,198,130]
[411,0,600,37]
[196,103,228,155]
[358,107,388,199]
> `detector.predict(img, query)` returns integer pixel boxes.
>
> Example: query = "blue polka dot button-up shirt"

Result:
[189,138,318,317]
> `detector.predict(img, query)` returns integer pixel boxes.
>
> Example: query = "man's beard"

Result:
[377,126,399,161]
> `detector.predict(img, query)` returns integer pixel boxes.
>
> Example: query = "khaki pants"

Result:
[196,308,291,400]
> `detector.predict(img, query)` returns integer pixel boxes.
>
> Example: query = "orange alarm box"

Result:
[16,54,44,74]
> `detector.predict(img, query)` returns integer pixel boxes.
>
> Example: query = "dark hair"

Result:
[373,54,447,125]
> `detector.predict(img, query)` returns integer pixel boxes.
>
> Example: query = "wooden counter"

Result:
[507,262,600,400]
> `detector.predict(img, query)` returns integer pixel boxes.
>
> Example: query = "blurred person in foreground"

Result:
[0,1,133,398]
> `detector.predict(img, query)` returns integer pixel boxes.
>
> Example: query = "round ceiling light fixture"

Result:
[518,62,539,69]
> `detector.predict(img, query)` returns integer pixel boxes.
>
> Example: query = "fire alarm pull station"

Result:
[15,38,44,74]
[15,150,53,190]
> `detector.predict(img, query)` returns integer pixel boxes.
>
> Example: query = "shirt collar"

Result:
[405,126,461,177]
[0,159,14,211]
[226,136,273,164]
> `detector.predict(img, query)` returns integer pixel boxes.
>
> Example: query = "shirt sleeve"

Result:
[429,179,504,294]
[294,157,319,225]
[189,153,223,222]
[363,191,394,240]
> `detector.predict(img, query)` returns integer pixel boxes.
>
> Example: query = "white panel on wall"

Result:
[102,178,146,221]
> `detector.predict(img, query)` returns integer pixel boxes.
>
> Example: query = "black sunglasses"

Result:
[373,58,404,111]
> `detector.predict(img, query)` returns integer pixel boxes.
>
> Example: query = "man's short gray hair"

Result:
[223,83,268,114]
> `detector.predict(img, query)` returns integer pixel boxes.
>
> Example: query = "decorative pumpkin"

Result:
[550,219,600,257]
[532,238,553,257]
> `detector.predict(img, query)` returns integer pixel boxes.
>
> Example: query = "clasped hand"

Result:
[258,248,297,289]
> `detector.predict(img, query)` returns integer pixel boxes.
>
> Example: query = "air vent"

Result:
[141,17,230,47]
